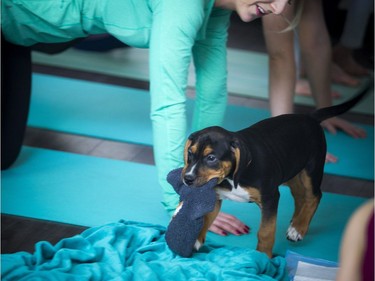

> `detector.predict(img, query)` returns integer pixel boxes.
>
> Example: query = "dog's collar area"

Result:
[218,179,235,190]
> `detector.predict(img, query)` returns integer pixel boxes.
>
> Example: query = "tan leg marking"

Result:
[195,200,222,250]
[286,169,321,241]
[246,187,262,206]
[286,172,306,223]
[256,215,277,258]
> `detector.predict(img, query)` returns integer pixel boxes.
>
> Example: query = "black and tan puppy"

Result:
[181,81,371,257]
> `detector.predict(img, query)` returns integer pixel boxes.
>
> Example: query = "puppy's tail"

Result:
[310,78,373,123]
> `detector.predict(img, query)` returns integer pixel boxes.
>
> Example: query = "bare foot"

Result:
[322,117,367,164]
[299,60,361,88]
[295,79,341,99]
[331,63,361,87]
[333,45,370,77]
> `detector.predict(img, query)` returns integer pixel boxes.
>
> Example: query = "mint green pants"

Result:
[2,0,230,216]
[151,87,227,216]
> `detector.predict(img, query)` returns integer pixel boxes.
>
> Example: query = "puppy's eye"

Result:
[206,154,217,163]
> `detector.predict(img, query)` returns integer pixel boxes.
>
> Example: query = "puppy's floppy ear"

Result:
[188,131,198,141]
[183,139,192,165]
[184,131,199,165]
[230,138,252,188]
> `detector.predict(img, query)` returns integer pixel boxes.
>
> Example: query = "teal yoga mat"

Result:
[32,48,374,114]
[28,73,374,180]
[1,147,367,262]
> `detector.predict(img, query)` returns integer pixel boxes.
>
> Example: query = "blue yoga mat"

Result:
[1,146,367,262]
[28,73,374,180]
[32,48,374,115]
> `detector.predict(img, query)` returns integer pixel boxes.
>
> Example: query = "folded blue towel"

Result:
[1,221,288,280]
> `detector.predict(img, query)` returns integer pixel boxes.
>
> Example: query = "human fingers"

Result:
[328,117,367,138]
[338,121,367,138]
[208,223,228,236]
[321,117,367,139]
[331,89,341,99]
[325,152,338,163]
[343,125,367,139]
[321,120,337,135]
[209,212,250,236]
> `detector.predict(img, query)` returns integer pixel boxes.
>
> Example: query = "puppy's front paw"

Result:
[286,225,303,242]
[194,239,203,251]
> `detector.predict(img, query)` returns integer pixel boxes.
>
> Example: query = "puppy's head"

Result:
[182,126,251,187]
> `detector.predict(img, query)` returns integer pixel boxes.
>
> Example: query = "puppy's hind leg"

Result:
[287,169,322,242]
[286,173,306,241]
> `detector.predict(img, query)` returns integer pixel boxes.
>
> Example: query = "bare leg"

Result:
[298,0,366,141]
[262,5,296,116]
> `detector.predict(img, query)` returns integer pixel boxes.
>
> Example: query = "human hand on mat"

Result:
[325,153,338,164]
[209,212,250,236]
[321,117,367,163]
[321,117,367,139]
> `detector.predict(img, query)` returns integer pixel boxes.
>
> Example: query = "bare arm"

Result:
[336,199,374,281]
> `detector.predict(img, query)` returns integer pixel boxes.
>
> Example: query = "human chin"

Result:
[238,11,257,22]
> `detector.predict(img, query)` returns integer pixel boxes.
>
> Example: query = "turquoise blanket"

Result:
[1,221,287,281]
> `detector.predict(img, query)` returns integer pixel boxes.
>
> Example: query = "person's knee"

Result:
[1,37,32,170]
[1,150,21,170]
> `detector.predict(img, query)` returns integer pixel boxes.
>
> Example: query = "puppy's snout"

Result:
[183,174,195,186]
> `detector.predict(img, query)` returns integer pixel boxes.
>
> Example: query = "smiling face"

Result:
[215,0,290,22]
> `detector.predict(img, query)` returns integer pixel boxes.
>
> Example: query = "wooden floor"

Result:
[2,16,374,254]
